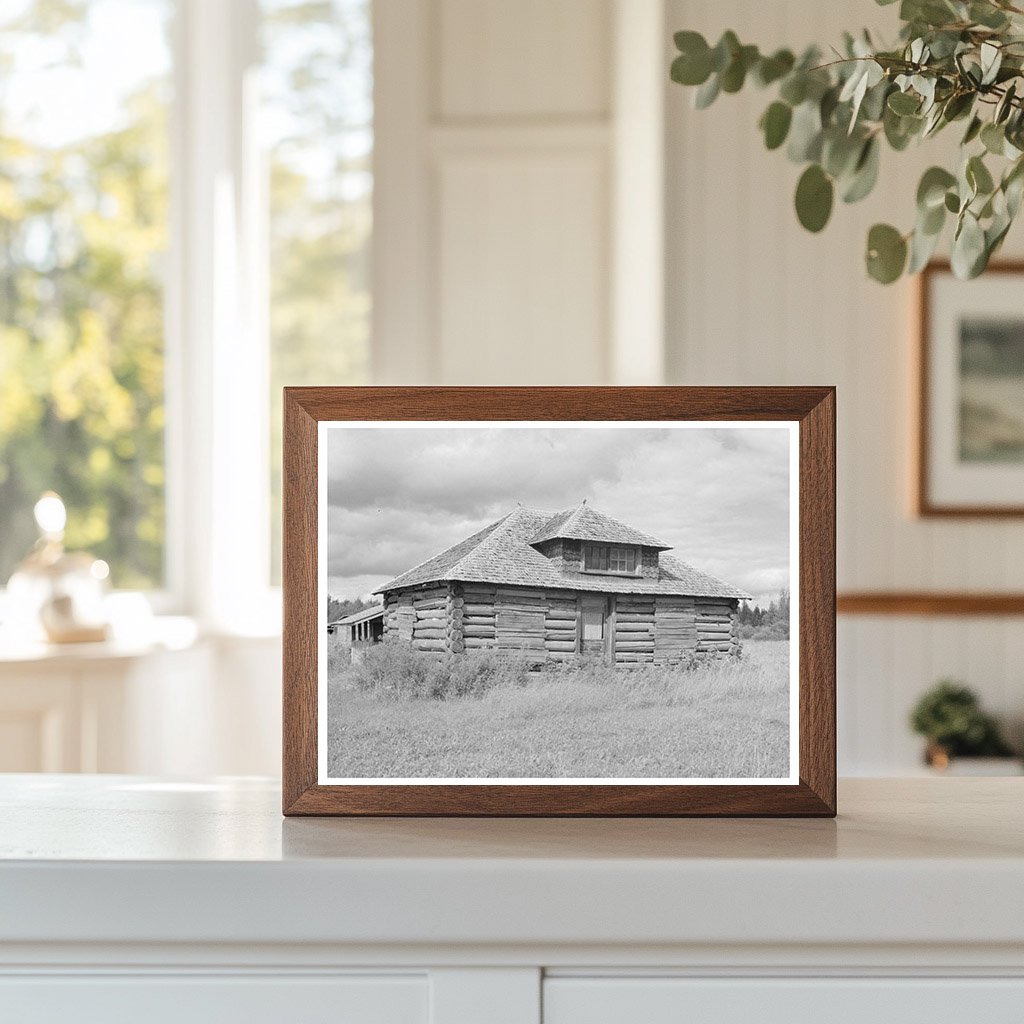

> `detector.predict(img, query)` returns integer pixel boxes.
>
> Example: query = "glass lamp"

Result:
[5,493,111,644]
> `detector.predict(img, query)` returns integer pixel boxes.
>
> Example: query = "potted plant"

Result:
[909,679,1019,772]
[670,0,1024,283]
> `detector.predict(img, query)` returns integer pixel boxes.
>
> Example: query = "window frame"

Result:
[581,542,641,577]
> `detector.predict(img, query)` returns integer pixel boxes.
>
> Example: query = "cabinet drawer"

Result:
[544,977,1024,1024]
[0,974,427,1024]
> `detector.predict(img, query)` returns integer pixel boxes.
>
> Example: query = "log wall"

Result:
[614,594,655,665]
[695,597,740,655]
[461,582,498,650]
[384,586,740,662]
[495,587,546,653]
[544,591,579,662]
[653,595,697,666]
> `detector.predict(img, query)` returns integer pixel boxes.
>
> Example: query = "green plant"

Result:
[909,679,1015,756]
[670,0,1024,283]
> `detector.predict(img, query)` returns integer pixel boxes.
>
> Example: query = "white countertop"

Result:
[2,776,1023,952]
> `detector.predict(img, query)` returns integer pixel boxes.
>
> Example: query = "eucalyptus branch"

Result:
[670,0,1024,283]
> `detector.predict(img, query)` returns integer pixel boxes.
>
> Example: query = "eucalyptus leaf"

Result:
[754,49,795,87]
[787,101,823,162]
[967,154,995,195]
[962,115,983,145]
[908,222,942,273]
[710,31,740,73]
[970,2,1009,29]
[842,137,881,203]
[981,121,1006,155]
[951,211,987,278]
[795,164,834,232]
[888,90,921,115]
[980,42,1003,86]
[779,73,807,106]
[996,82,1017,124]
[694,73,721,109]
[917,166,957,210]
[866,223,908,283]
[760,102,793,150]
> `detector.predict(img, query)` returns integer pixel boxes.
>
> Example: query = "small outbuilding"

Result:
[376,502,751,666]
[328,604,385,644]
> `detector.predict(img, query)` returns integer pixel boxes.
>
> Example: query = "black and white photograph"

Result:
[318,422,798,784]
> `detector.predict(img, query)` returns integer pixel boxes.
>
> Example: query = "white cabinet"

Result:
[2,777,1023,1024]
[544,977,1024,1024]
[1,975,428,1024]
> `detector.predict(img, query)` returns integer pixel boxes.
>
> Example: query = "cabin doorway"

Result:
[580,595,612,661]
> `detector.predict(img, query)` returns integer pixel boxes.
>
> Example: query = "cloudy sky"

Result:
[326,425,793,607]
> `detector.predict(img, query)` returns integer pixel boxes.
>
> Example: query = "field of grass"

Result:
[326,640,790,780]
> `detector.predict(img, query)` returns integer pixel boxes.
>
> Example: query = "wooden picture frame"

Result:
[283,387,836,817]
[917,260,1024,517]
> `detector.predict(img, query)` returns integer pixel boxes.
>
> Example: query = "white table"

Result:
[1,776,1023,1023]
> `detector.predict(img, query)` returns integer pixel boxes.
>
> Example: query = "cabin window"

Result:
[582,543,640,575]
[582,605,604,640]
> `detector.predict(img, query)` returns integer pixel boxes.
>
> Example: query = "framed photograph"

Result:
[918,261,1024,516]
[283,387,835,816]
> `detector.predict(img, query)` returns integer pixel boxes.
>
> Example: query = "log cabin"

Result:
[376,502,751,666]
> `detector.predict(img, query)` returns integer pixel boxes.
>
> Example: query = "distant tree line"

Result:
[327,595,376,623]
[737,589,790,641]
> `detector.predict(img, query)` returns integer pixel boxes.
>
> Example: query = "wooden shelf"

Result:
[838,592,1024,616]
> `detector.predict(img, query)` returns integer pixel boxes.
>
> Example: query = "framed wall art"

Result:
[283,387,836,816]
[918,261,1024,517]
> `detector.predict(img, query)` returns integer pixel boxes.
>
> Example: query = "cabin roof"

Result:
[529,500,671,550]
[331,604,385,627]
[377,505,751,600]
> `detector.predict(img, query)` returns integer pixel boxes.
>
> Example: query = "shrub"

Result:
[346,641,533,700]
[909,680,1014,758]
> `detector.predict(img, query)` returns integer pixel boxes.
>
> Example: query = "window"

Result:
[0,0,173,589]
[583,543,640,576]
[262,0,372,582]
[0,0,373,624]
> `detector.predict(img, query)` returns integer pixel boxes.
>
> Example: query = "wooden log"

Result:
[413,628,446,640]
[463,603,496,615]
[496,588,545,601]
[463,618,495,628]
[545,641,577,652]
[464,637,497,649]
[464,625,496,637]
[615,622,654,633]
[412,639,447,651]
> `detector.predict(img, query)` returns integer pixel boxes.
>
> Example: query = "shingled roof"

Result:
[377,505,751,600]
[529,500,671,550]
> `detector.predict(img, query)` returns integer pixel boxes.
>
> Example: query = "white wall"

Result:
[373,0,1024,775]
[665,0,1024,772]
[373,0,666,386]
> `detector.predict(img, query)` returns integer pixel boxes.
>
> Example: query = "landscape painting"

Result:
[320,422,797,784]
[959,317,1024,463]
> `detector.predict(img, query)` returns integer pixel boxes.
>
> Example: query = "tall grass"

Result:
[348,641,533,699]
[328,640,791,780]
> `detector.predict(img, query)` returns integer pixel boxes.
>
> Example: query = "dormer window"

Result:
[582,543,641,576]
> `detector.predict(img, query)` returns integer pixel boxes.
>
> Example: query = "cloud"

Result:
[326,425,792,606]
